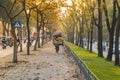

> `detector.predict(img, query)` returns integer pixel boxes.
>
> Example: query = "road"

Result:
[92,42,115,61]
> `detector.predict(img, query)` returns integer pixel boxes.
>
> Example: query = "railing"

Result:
[64,44,99,80]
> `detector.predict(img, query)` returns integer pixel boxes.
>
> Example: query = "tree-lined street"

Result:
[0,0,120,80]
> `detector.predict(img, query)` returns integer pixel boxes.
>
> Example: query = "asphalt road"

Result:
[92,42,115,61]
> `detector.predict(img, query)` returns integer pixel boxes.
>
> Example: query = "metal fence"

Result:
[64,44,99,80]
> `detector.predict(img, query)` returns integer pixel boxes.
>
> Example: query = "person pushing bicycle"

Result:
[52,32,64,53]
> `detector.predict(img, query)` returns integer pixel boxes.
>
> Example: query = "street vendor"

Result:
[52,32,64,53]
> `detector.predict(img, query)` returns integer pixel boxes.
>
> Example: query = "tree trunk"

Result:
[75,25,79,45]
[97,27,103,57]
[68,26,74,43]
[77,17,81,46]
[106,32,114,61]
[26,16,30,55]
[34,9,40,51]
[7,23,10,36]
[103,0,116,61]
[72,26,74,43]
[97,0,103,57]
[34,38,38,51]
[41,27,44,46]
[87,31,90,50]
[115,21,120,65]
[75,33,78,45]
[2,21,6,36]
[34,28,41,50]
[19,28,23,52]
[90,19,94,52]
[115,8,120,65]
[38,30,41,48]
[37,14,40,48]
[10,19,18,63]
[79,16,84,48]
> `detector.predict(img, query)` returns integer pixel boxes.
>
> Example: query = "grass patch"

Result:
[66,41,120,80]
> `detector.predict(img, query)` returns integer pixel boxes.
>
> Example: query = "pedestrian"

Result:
[17,33,21,47]
[52,36,60,53]
[17,38,21,47]
[52,32,64,53]
[2,38,7,49]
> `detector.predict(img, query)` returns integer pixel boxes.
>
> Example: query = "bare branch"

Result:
[111,0,117,30]
[93,11,98,27]
[102,0,111,31]
[11,8,24,19]
[8,0,17,14]
[0,2,9,17]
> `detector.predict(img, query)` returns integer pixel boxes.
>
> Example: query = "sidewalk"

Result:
[0,41,84,80]
[0,42,26,58]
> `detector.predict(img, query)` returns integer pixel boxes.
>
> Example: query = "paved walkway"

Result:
[0,41,84,80]
[0,42,26,58]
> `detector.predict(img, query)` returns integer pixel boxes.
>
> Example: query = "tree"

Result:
[31,0,60,50]
[97,0,103,57]
[93,0,103,57]
[0,0,12,36]
[115,0,120,65]
[22,0,41,54]
[103,0,117,61]
[0,0,24,63]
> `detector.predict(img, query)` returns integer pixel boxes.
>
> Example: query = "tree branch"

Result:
[103,0,111,31]
[111,0,117,30]
[8,0,17,14]
[93,11,98,27]
[0,2,9,18]
[11,8,24,19]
